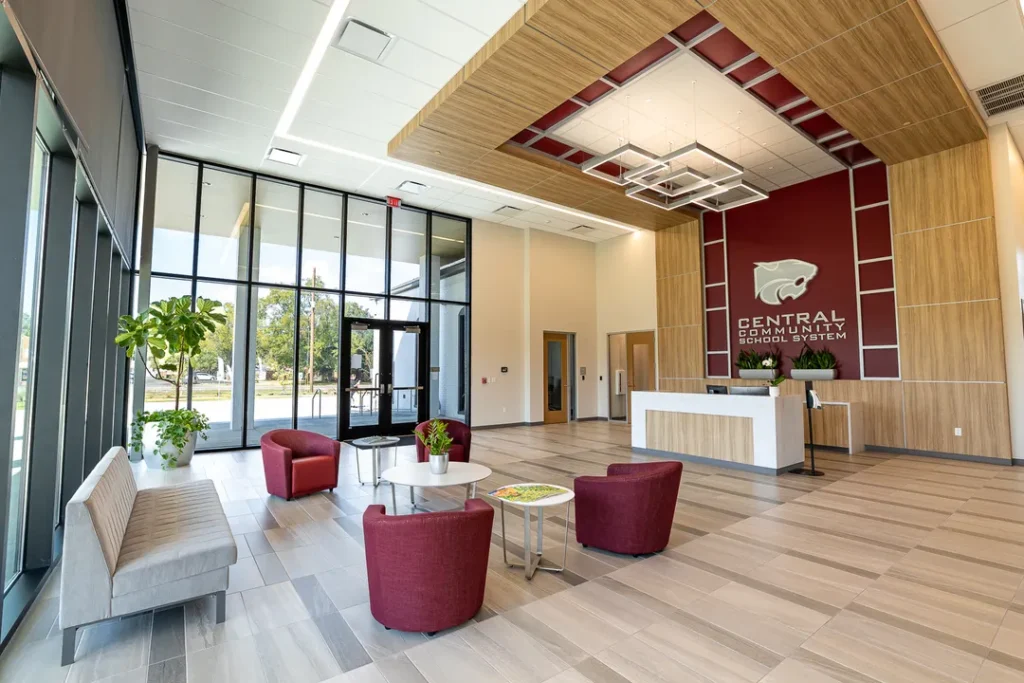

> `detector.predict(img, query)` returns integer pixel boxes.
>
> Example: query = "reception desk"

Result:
[631,391,805,475]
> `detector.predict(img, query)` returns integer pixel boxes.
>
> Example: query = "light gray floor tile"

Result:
[254,552,290,585]
[292,575,339,618]
[340,603,427,661]
[315,612,373,673]
[186,636,267,683]
[0,632,72,683]
[404,633,507,683]
[67,613,152,683]
[149,607,185,665]
[254,619,342,683]
[372,653,428,683]
[184,593,252,654]
[234,535,253,560]
[242,582,311,634]
[461,616,569,683]
[227,556,265,594]
[244,531,276,556]
[228,514,262,535]
[317,565,370,612]
[146,656,184,683]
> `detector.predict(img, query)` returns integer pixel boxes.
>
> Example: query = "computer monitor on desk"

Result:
[706,385,728,395]
[731,386,770,397]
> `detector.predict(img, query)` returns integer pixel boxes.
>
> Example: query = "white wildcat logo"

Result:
[753,259,818,305]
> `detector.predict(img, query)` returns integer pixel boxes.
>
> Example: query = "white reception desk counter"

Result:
[631,391,805,475]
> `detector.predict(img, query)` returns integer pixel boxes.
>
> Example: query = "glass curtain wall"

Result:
[135,154,472,450]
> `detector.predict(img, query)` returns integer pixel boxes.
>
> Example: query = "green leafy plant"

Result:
[116,296,226,468]
[789,343,838,370]
[414,418,454,456]
[768,375,786,388]
[735,348,781,371]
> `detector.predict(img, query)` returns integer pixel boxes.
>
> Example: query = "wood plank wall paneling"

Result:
[655,220,704,388]
[705,0,986,165]
[893,219,999,306]
[646,410,755,464]
[889,139,1011,459]
[804,404,850,450]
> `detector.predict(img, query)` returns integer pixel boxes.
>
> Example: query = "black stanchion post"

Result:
[793,380,824,477]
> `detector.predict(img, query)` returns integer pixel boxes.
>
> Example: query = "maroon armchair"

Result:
[414,419,471,463]
[260,429,341,500]
[363,499,493,634]
[573,461,683,556]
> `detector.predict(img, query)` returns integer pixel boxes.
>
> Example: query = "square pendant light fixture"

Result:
[583,139,767,212]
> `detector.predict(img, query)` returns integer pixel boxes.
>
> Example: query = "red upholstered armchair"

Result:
[260,429,341,500]
[573,461,683,556]
[363,499,493,634]
[414,419,471,463]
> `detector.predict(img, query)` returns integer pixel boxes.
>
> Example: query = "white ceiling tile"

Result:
[938,2,1024,90]
[417,0,525,36]
[770,167,812,186]
[733,147,777,169]
[784,147,827,166]
[768,135,814,158]
[315,48,439,110]
[137,73,281,129]
[919,0,1006,32]
[345,0,492,64]
[800,157,845,176]
[381,38,462,89]
[750,159,794,176]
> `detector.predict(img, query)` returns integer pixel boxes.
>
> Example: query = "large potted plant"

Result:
[116,296,226,469]
[789,343,838,380]
[414,418,454,475]
[735,348,780,380]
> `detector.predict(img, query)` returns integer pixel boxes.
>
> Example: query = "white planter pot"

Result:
[142,423,197,469]
[768,386,781,398]
[738,369,778,380]
[428,452,449,475]
[790,369,837,381]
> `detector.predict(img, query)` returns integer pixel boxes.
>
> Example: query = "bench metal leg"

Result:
[215,590,226,624]
[62,626,77,666]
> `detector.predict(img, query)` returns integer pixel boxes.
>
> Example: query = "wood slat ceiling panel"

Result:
[388,127,491,176]
[461,149,559,193]
[414,85,540,150]
[527,0,702,71]
[865,108,988,166]
[776,3,939,110]
[706,0,904,65]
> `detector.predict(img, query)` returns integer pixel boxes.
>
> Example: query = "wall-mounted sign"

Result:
[753,259,818,305]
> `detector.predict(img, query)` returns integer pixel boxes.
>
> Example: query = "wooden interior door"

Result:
[625,331,656,424]
[543,332,569,424]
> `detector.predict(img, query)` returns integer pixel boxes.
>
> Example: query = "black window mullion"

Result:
[292,188,304,431]
[186,163,203,410]
[425,211,433,300]
[337,194,347,440]
[241,172,257,447]
[384,204,392,318]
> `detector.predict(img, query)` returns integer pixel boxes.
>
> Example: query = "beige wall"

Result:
[595,231,658,418]
[470,221,601,426]
[990,125,1024,461]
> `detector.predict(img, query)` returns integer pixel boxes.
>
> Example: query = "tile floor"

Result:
[3,422,1024,682]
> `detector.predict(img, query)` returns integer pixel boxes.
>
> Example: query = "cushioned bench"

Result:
[59,447,237,665]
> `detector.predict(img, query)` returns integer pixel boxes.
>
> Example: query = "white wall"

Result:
[990,124,1024,461]
[470,221,527,426]
[595,231,658,418]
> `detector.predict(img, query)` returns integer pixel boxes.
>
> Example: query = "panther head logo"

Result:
[753,259,818,305]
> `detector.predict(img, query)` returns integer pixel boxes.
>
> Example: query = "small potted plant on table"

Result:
[116,296,226,469]
[736,348,781,380]
[789,343,838,380]
[415,418,454,475]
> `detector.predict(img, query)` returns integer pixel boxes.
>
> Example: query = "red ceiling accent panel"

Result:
[853,162,888,207]
[576,80,613,103]
[595,161,626,178]
[797,112,844,139]
[863,348,899,378]
[703,212,723,241]
[706,310,728,352]
[564,150,593,165]
[727,57,772,85]
[783,101,819,120]
[835,143,877,165]
[529,136,574,157]
[704,242,725,284]
[856,205,893,260]
[511,129,538,145]
[861,292,898,347]
[859,260,894,291]
[706,284,726,309]
[606,38,677,84]
[691,28,752,69]
[748,74,804,109]
[672,11,719,43]
[707,353,730,377]
[826,133,856,149]
[533,100,582,131]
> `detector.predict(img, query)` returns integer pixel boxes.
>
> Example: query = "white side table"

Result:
[488,483,574,580]
[381,462,492,513]
[350,436,400,487]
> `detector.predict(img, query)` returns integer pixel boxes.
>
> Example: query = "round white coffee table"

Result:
[380,462,492,513]
[488,483,574,580]
[350,436,401,487]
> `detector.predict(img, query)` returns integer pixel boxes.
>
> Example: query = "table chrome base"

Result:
[389,482,478,514]
[355,444,395,487]
[499,500,571,580]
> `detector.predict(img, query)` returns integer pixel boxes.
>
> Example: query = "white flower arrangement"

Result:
[761,357,778,369]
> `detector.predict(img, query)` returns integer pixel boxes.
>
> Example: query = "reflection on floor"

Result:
[4,421,1024,683]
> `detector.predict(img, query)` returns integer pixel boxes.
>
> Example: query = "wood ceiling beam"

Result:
[387,0,704,231]
[705,0,986,165]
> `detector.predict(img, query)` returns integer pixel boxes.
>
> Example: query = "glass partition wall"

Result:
[134,154,471,451]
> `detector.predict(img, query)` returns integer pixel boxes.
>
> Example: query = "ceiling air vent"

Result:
[336,19,394,62]
[977,74,1024,117]
[493,205,522,218]
[569,225,595,236]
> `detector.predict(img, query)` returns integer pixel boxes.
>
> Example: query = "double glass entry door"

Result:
[342,320,428,439]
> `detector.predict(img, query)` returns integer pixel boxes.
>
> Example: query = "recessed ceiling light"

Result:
[267,148,304,166]
[493,205,523,218]
[397,180,428,194]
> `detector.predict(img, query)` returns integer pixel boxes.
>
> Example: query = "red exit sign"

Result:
[386,195,401,208]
